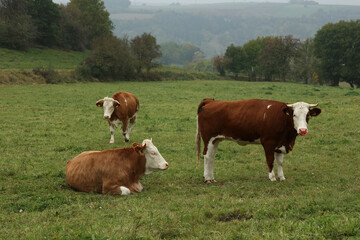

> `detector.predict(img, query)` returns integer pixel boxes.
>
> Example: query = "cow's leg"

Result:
[134,181,143,192]
[103,181,131,195]
[125,114,137,142]
[204,138,220,183]
[264,146,276,181]
[275,152,286,181]
[109,123,115,144]
[121,118,129,142]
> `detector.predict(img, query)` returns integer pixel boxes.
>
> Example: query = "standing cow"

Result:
[196,98,321,183]
[66,139,169,195]
[96,92,139,144]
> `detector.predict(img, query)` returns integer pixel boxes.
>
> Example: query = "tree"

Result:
[224,44,246,77]
[81,35,135,80]
[0,0,36,50]
[243,37,266,81]
[27,0,60,47]
[212,54,230,76]
[69,0,114,48]
[130,33,161,73]
[291,38,319,84]
[58,4,86,51]
[314,20,360,87]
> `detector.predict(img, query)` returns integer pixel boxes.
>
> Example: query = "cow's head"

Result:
[136,139,169,175]
[96,97,120,119]
[284,102,321,136]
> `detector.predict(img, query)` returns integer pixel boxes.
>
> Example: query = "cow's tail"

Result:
[196,98,215,168]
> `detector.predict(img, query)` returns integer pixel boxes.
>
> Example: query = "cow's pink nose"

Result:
[164,163,169,169]
[299,128,308,135]
[104,116,110,119]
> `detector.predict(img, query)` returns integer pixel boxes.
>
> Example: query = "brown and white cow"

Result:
[66,139,169,195]
[96,92,139,144]
[196,98,321,183]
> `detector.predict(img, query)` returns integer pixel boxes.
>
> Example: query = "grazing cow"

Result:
[96,92,139,144]
[196,99,321,183]
[66,139,169,195]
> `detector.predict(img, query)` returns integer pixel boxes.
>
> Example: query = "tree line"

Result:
[213,20,360,88]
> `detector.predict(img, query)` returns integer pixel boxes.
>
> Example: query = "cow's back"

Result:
[198,99,291,142]
[112,92,139,119]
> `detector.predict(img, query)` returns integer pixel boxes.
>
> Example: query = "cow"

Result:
[196,98,321,183]
[66,139,169,195]
[96,92,139,144]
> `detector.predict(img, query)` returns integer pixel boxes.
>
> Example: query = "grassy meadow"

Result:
[0,80,359,239]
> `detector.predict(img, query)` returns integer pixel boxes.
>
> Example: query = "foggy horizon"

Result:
[53,0,360,6]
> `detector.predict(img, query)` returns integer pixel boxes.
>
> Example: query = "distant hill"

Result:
[110,2,360,57]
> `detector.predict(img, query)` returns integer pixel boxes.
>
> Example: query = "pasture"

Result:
[0,80,359,239]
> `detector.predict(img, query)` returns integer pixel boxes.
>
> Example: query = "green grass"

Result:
[0,47,87,70]
[0,80,359,239]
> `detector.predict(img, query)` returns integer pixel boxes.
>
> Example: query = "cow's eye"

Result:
[293,114,296,117]
[151,152,157,156]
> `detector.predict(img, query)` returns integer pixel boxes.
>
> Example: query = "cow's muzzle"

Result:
[104,115,110,119]
[299,128,308,136]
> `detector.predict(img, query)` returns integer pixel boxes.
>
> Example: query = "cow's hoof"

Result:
[109,140,114,144]
[280,177,286,181]
[204,179,217,184]
[269,177,277,182]
[124,138,129,142]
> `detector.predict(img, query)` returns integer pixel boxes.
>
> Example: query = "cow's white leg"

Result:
[120,186,131,196]
[275,152,285,181]
[109,124,115,144]
[268,169,276,181]
[125,116,136,142]
[204,139,219,183]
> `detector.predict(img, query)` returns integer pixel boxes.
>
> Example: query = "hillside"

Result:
[110,2,360,57]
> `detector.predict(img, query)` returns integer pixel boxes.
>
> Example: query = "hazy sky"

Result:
[53,0,360,6]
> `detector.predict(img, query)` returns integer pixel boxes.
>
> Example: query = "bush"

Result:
[32,66,61,84]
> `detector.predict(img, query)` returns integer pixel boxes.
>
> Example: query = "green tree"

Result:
[130,33,161,73]
[291,38,319,84]
[212,54,229,76]
[0,0,36,50]
[224,44,246,77]
[243,37,266,81]
[69,0,114,48]
[58,4,86,51]
[27,0,60,47]
[81,35,134,80]
[314,20,360,87]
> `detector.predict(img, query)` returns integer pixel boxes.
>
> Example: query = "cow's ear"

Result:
[113,100,120,108]
[134,143,146,156]
[96,99,104,107]
[310,108,321,117]
[283,107,293,116]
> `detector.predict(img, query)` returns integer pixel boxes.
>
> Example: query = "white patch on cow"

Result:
[109,119,121,144]
[263,112,266,120]
[288,102,311,134]
[102,97,116,119]
[120,186,131,196]
[269,169,276,181]
[111,119,121,128]
[275,152,286,181]
[275,146,286,154]
[143,139,168,175]
[267,105,272,109]
[124,98,128,106]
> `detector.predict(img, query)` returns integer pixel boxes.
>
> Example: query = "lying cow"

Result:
[196,99,321,183]
[96,92,139,143]
[66,139,169,195]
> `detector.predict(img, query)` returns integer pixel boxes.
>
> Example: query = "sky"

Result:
[53,0,360,6]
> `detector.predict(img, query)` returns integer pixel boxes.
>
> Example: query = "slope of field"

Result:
[0,48,87,70]
[0,80,359,239]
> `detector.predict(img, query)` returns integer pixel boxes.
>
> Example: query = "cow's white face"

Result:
[142,139,169,175]
[96,97,120,119]
[287,102,321,135]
